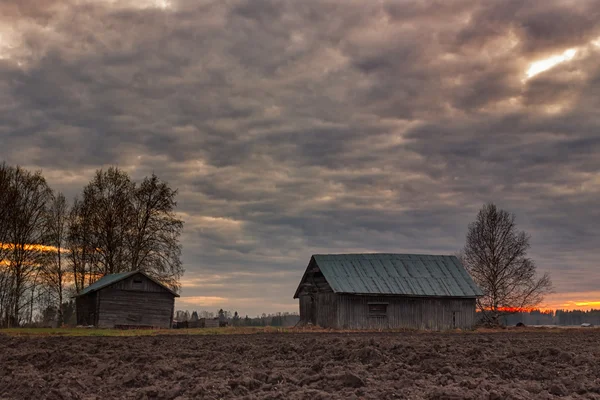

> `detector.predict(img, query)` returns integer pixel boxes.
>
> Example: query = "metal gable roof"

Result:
[298,253,482,298]
[74,271,180,298]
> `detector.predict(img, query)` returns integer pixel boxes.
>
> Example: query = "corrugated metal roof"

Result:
[301,253,482,298]
[74,271,180,297]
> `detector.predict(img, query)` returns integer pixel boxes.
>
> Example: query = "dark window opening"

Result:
[368,303,388,317]
[313,270,324,279]
[133,279,143,284]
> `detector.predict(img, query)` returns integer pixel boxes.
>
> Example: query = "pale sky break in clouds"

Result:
[1,0,600,316]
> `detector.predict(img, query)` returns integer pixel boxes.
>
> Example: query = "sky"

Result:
[1,0,599,316]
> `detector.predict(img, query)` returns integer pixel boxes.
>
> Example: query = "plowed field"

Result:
[1,330,600,399]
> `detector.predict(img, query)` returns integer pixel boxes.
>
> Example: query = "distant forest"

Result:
[483,309,600,326]
[174,309,301,327]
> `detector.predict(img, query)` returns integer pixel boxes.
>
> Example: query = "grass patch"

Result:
[2,325,595,337]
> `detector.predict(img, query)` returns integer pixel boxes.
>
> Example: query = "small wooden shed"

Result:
[74,271,179,329]
[294,253,483,330]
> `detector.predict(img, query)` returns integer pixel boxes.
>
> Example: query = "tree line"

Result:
[555,309,600,326]
[485,309,600,327]
[174,309,300,327]
[0,164,183,327]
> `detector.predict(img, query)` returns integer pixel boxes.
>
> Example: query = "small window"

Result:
[368,303,388,317]
[133,279,143,284]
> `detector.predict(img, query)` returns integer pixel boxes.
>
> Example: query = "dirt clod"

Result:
[338,372,365,388]
[549,384,568,397]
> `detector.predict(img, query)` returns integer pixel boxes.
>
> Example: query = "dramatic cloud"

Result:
[1,0,599,315]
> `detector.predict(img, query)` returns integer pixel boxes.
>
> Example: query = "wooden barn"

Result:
[74,271,179,329]
[293,253,483,330]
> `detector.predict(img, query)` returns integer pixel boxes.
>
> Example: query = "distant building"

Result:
[74,271,179,329]
[293,253,483,330]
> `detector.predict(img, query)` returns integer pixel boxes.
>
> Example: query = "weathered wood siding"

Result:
[299,293,338,327]
[315,293,338,328]
[97,288,174,328]
[296,258,334,296]
[299,294,476,330]
[299,295,313,324]
[108,273,173,294]
[337,294,476,330]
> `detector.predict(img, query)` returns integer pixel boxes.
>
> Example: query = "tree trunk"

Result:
[12,271,22,328]
[57,289,63,326]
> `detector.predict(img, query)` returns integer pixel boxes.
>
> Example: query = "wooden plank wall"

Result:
[337,294,476,330]
[315,292,338,328]
[296,259,334,295]
[299,293,339,327]
[299,295,313,324]
[97,288,175,328]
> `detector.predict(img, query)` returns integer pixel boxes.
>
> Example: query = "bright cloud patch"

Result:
[525,49,577,79]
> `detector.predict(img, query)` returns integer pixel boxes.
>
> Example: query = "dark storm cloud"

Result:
[1,0,600,313]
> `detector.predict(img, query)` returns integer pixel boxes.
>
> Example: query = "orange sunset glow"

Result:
[540,293,600,311]
[0,243,87,284]
[492,307,539,313]
[0,243,66,253]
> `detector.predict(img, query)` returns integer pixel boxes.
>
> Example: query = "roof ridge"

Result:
[312,253,456,257]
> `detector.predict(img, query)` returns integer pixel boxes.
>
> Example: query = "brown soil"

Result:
[1,330,600,399]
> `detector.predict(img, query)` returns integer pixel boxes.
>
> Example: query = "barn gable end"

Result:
[105,272,176,295]
[294,256,334,298]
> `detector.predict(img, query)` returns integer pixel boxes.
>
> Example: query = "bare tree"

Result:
[0,163,16,326]
[70,167,184,292]
[81,167,134,276]
[67,196,93,292]
[0,163,14,259]
[462,203,552,325]
[2,166,52,326]
[40,193,69,325]
[128,173,184,291]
